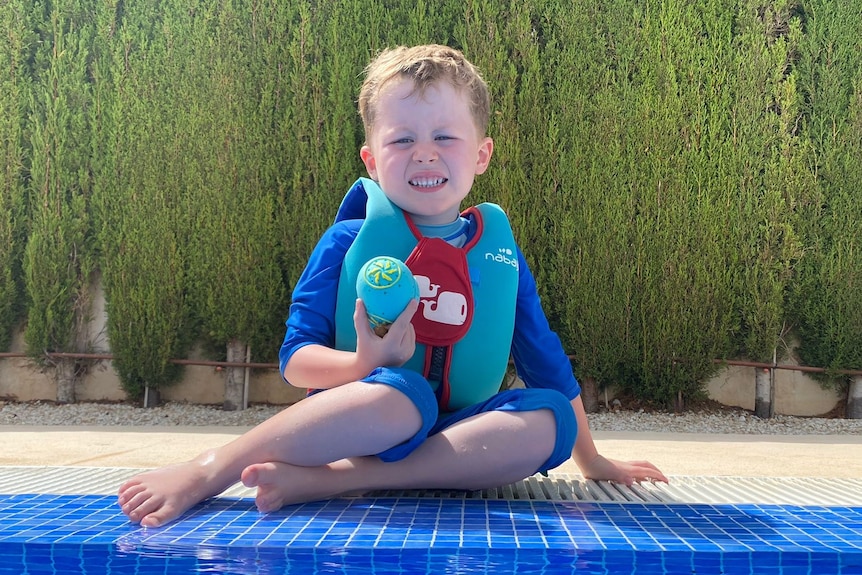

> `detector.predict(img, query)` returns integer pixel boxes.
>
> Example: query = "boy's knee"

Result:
[360,367,439,460]
[515,388,577,472]
[361,368,437,420]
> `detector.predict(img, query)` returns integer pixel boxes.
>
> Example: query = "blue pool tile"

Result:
[0,494,861,573]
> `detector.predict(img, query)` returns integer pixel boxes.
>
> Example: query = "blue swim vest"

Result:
[334,178,518,411]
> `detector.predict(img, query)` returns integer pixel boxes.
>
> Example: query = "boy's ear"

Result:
[474,137,494,175]
[360,145,378,179]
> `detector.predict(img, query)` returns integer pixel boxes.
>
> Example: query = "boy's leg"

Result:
[244,409,555,511]
[243,389,577,511]
[118,376,428,527]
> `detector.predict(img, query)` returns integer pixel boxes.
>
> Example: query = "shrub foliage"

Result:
[0,0,859,405]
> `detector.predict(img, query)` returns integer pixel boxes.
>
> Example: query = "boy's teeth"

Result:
[410,177,446,187]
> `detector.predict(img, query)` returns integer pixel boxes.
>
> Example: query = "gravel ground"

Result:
[1,400,861,435]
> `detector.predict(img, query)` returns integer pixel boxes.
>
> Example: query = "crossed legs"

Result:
[242,407,557,513]
[118,381,558,527]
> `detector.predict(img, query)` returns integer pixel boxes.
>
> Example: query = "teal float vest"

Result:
[334,178,518,411]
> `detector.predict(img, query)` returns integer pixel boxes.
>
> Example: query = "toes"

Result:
[241,463,285,513]
[117,481,146,505]
[140,516,162,528]
[240,466,260,488]
[140,504,178,528]
[255,488,285,514]
[122,492,163,523]
[126,495,181,528]
[241,462,277,488]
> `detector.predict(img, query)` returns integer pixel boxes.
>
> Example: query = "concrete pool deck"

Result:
[2,426,861,479]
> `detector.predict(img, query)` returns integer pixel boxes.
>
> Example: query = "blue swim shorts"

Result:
[362,367,578,474]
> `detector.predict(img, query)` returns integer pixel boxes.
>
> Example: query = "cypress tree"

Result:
[278,0,367,288]
[535,0,645,405]
[723,0,809,417]
[0,1,28,351]
[539,1,768,408]
[459,0,546,218]
[22,0,96,403]
[93,0,192,403]
[185,0,287,410]
[794,0,862,416]
[278,0,333,288]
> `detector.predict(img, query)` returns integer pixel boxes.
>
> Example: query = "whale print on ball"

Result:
[357,256,420,337]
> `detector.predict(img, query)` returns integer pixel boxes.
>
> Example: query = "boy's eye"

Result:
[435,135,454,141]
[391,137,413,145]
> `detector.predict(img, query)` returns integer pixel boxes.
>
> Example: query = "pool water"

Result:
[1,494,860,574]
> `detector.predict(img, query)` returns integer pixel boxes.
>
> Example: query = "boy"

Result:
[118,44,666,528]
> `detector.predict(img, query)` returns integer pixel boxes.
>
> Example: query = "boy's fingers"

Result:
[393,298,419,327]
[353,299,374,336]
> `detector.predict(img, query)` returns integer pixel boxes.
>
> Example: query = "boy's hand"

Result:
[353,298,418,368]
[581,454,669,486]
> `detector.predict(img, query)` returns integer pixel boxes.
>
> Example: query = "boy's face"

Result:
[360,78,493,225]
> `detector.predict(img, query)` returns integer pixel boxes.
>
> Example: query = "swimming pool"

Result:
[1,493,861,574]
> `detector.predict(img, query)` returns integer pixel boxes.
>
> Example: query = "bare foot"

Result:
[241,461,348,513]
[118,454,227,527]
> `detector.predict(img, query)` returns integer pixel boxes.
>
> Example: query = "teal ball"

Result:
[357,256,419,330]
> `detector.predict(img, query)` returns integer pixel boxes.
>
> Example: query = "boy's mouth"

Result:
[409,177,448,189]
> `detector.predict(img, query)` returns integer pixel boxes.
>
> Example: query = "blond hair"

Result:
[358,45,490,139]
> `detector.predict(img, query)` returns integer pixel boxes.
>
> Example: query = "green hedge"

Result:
[792,0,862,383]
[1,0,860,405]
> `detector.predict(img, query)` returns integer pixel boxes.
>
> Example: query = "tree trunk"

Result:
[143,385,161,408]
[754,367,774,419]
[224,339,247,411]
[848,375,862,419]
[674,390,685,413]
[581,376,599,413]
[55,359,77,404]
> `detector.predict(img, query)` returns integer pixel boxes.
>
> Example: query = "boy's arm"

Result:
[284,298,419,390]
[283,344,373,390]
[569,395,669,484]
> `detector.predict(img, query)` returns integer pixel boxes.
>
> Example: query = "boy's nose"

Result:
[412,143,438,163]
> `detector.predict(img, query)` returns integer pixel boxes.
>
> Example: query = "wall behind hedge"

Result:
[0,0,859,404]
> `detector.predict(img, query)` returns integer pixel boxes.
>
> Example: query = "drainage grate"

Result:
[1,466,860,506]
[365,474,862,506]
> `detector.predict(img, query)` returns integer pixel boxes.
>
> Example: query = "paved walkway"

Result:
[3,426,861,478]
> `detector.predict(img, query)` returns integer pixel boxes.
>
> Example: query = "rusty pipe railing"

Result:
[1,351,861,376]
[0,352,278,370]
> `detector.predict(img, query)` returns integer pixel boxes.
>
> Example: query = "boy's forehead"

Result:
[365,76,480,138]
[377,76,462,109]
